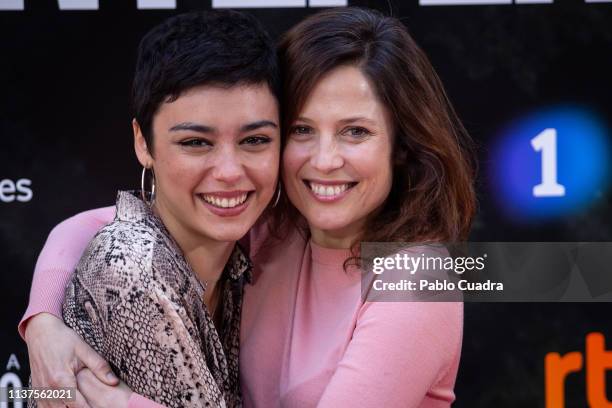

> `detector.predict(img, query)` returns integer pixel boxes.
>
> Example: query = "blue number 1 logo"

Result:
[490,107,609,221]
[531,128,566,198]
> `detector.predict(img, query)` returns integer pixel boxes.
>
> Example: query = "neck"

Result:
[183,240,234,308]
[152,203,235,310]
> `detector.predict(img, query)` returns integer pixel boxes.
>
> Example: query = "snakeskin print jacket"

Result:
[61,191,252,408]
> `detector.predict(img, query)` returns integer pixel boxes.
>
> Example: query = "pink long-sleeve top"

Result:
[20,207,463,408]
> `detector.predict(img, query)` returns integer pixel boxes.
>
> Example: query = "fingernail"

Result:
[107,372,118,381]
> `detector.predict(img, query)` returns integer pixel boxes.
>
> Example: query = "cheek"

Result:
[351,142,393,194]
[155,154,206,191]
[248,150,280,189]
[373,147,394,199]
[282,142,309,181]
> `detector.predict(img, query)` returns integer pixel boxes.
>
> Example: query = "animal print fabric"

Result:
[49,191,250,407]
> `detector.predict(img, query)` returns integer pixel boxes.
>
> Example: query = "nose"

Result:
[211,146,244,185]
[310,136,343,173]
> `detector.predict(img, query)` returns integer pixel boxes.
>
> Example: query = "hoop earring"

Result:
[141,167,156,206]
[272,182,282,208]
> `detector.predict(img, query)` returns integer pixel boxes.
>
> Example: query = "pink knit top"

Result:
[20,207,462,408]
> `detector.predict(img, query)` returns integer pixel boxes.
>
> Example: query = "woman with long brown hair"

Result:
[240,7,475,406]
[21,7,475,407]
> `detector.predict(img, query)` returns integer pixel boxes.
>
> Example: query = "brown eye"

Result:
[344,126,372,138]
[180,138,212,147]
[290,125,313,136]
[241,136,271,146]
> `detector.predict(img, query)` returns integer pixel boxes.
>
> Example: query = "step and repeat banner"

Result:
[1,0,611,406]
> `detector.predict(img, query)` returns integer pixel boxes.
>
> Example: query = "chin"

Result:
[207,232,247,243]
[308,216,351,233]
[218,225,251,240]
[196,223,250,243]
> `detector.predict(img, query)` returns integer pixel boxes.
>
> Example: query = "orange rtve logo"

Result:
[545,332,612,408]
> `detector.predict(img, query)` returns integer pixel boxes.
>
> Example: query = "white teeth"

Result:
[202,193,248,208]
[308,182,351,197]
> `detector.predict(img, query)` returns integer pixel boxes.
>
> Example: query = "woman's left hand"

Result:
[76,369,132,408]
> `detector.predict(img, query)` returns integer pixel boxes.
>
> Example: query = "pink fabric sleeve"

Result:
[18,206,116,339]
[19,206,171,408]
[128,391,168,408]
[317,302,463,408]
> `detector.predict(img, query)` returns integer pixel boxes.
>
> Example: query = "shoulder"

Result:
[74,219,158,292]
[65,219,164,330]
[91,218,157,257]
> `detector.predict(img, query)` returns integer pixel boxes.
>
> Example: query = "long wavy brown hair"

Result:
[268,7,476,255]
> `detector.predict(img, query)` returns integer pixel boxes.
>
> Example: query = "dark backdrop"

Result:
[1,1,611,406]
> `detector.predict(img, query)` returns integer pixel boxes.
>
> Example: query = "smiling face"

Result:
[282,65,394,248]
[135,83,280,249]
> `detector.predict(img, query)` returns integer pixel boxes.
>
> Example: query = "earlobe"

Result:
[133,119,153,168]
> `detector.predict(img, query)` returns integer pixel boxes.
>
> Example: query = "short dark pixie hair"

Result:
[133,10,280,150]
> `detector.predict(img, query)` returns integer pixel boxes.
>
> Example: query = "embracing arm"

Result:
[18,206,115,338]
[20,206,166,408]
[317,302,463,408]
[19,207,120,408]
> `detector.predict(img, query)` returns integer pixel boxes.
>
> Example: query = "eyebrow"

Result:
[295,116,377,126]
[338,117,378,126]
[169,122,215,133]
[240,120,278,132]
[169,120,278,134]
